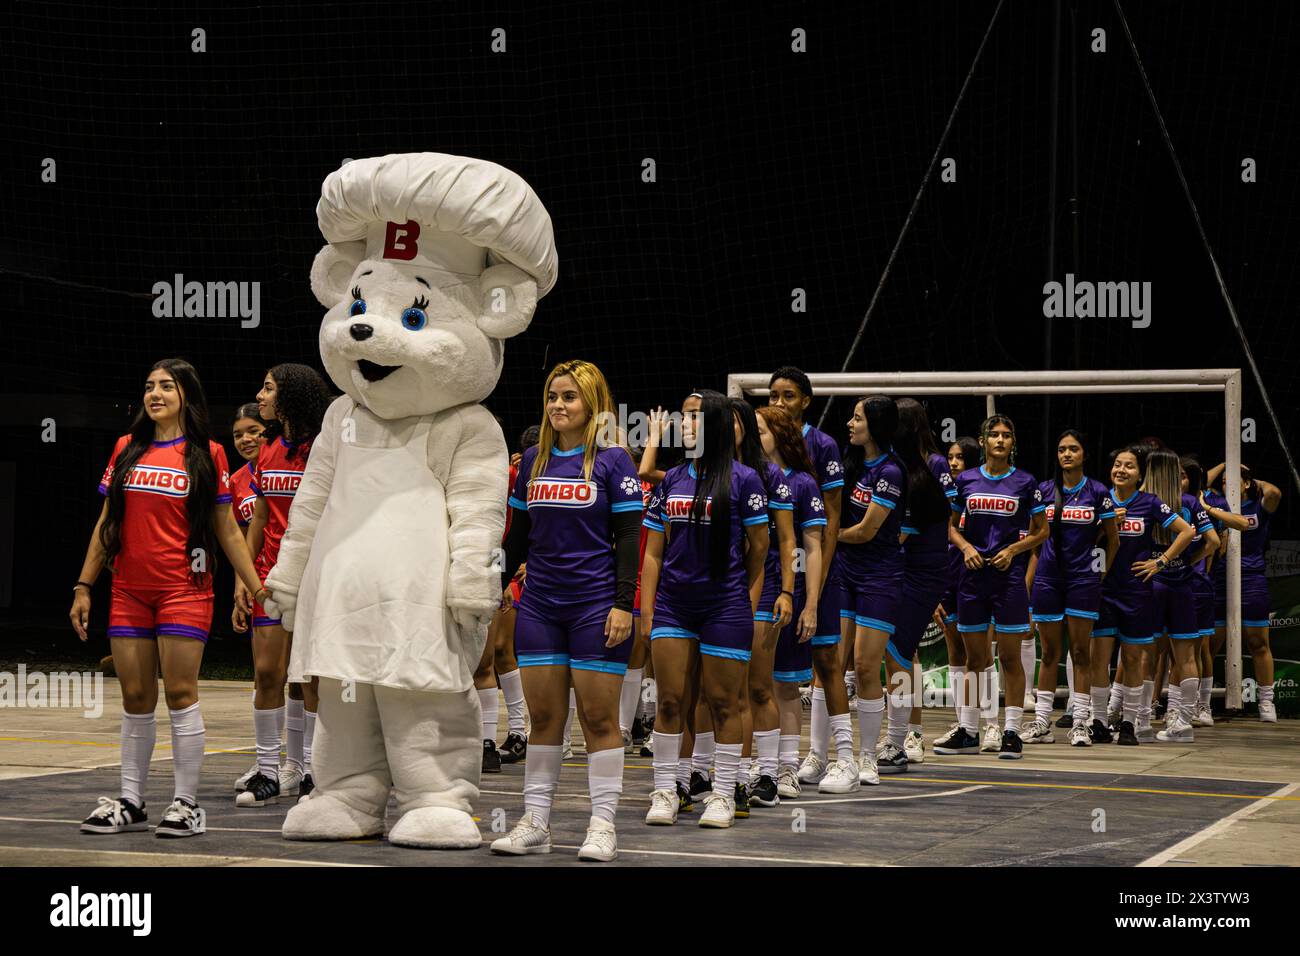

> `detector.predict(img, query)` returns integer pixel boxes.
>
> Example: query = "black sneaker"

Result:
[235,771,280,807]
[1055,710,1075,728]
[482,739,502,774]
[877,743,909,773]
[81,796,147,834]
[299,773,315,799]
[500,731,527,764]
[1153,700,1167,722]
[155,798,204,838]
[997,730,1023,760]
[1116,720,1139,746]
[676,781,694,814]
[733,782,750,818]
[933,726,980,755]
[750,773,780,807]
[689,770,713,801]
[1089,719,1114,744]
[1107,710,1122,734]
[630,716,647,746]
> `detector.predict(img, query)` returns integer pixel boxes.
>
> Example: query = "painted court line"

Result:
[1137,782,1300,867]
[807,785,988,805]
[0,815,284,835]
[0,844,374,867]
[549,843,868,866]
[898,775,1300,802]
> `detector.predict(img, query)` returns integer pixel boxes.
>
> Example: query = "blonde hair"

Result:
[531,359,622,483]
[1141,447,1182,545]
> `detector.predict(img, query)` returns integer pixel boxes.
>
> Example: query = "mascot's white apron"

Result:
[290,402,474,693]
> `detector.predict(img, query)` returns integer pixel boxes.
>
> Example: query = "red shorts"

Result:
[252,598,281,628]
[109,583,213,643]
[508,578,524,607]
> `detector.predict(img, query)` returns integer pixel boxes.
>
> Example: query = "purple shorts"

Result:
[650,587,754,662]
[514,591,630,675]
[774,572,844,683]
[1191,575,1214,636]
[1152,578,1200,640]
[755,563,783,623]
[841,568,903,635]
[1214,571,1270,629]
[888,572,946,668]
[1030,574,1102,622]
[957,563,1031,635]
[1094,589,1155,645]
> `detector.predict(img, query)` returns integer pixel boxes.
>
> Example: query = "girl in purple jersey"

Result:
[1201,462,1283,722]
[492,361,642,861]
[939,415,1048,760]
[756,405,826,800]
[642,391,770,829]
[1024,430,1118,747]
[1177,457,1219,727]
[836,395,907,786]
[1090,446,1194,746]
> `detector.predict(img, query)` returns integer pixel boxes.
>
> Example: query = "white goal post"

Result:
[727,369,1246,710]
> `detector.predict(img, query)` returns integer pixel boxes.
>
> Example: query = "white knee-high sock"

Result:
[1005,705,1024,734]
[754,728,780,777]
[1198,676,1213,708]
[169,702,205,805]
[285,697,304,770]
[829,712,854,760]
[587,747,623,824]
[1179,677,1199,724]
[810,686,829,758]
[1065,651,1075,703]
[1070,691,1090,727]
[254,705,284,778]
[498,669,527,734]
[1109,680,1124,715]
[522,744,563,829]
[619,667,643,733]
[1035,689,1054,723]
[120,711,156,808]
[302,709,315,775]
[653,731,683,792]
[1122,684,1141,726]
[778,734,800,772]
[887,688,911,749]
[1021,639,1037,688]
[949,665,966,712]
[1138,679,1155,726]
[1167,682,1182,715]
[713,743,742,798]
[692,731,715,775]
[477,687,498,742]
[856,695,885,754]
[981,666,999,723]
[1091,687,1110,724]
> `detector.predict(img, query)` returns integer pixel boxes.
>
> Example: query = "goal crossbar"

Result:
[727,369,1246,709]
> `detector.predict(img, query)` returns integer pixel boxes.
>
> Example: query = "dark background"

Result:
[1,1,1296,657]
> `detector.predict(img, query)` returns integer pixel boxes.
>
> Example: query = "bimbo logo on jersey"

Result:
[664,494,712,522]
[1245,514,1260,530]
[967,493,1018,515]
[1045,504,1095,524]
[237,493,258,523]
[527,477,596,508]
[1118,516,1146,536]
[258,470,303,497]
[123,466,189,497]
[850,483,873,507]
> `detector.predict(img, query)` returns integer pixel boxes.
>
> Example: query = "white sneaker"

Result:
[562,743,574,759]
[1134,724,1157,744]
[1068,723,1093,747]
[798,685,813,709]
[577,817,618,861]
[490,810,552,855]
[278,763,303,796]
[1021,718,1055,744]
[233,761,258,793]
[796,751,827,784]
[817,757,860,793]
[904,730,926,764]
[699,792,736,828]
[1192,704,1214,727]
[1260,700,1278,723]
[981,723,1002,753]
[776,766,802,799]
[1156,716,1194,743]
[858,751,880,786]
[932,722,960,747]
[645,788,679,826]
[1024,691,1038,710]
[621,729,633,754]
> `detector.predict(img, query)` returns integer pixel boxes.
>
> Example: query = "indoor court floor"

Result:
[1,681,1296,867]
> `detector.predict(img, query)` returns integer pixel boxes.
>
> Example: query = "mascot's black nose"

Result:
[350,323,374,341]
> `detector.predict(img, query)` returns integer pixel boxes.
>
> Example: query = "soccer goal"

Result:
[726,368,1248,709]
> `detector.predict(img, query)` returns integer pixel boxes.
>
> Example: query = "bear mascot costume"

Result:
[263,153,557,849]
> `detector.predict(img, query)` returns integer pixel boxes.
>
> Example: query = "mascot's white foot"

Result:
[387,806,482,850]
[282,792,384,842]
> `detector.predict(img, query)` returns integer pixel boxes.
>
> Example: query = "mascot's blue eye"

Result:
[349,299,367,317]
[401,308,427,331]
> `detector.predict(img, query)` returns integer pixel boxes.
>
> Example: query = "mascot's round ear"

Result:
[476,262,539,340]
[310,241,366,308]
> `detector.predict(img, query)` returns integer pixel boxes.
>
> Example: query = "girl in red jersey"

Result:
[233,364,332,808]
[71,359,268,837]
[228,403,268,530]
[497,425,541,764]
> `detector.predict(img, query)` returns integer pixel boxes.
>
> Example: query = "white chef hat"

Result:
[317,153,557,296]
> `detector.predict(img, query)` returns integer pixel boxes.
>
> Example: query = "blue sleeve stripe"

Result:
[768,502,794,511]
[945,488,958,498]
[1030,504,1046,515]
[642,519,665,532]
[1099,511,1116,519]
[874,498,897,511]
[507,496,529,511]
[1161,512,1179,529]
[1196,521,1214,533]
[821,479,844,491]
[801,518,828,528]
[900,525,919,535]
[610,501,643,513]
[743,515,769,526]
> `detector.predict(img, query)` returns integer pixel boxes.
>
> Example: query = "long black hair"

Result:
[843,395,904,517]
[1050,428,1089,557]
[730,398,773,494]
[262,363,332,462]
[950,435,981,475]
[99,358,219,586]
[1180,455,1203,497]
[894,398,949,529]
[690,390,737,582]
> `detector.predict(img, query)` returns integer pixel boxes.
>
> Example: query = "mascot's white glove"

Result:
[261,591,297,633]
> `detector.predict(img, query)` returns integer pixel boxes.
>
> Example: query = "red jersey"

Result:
[504,461,519,541]
[229,460,258,527]
[98,435,232,590]
[252,436,312,574]
[634,478,653,611]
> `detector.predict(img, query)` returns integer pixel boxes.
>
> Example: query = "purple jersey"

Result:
[837,452,906,582]
[783,466,827,593]
[1036,476,1115,579]
[1156,491,1214,586]
[901,453,958,571]
[643,460,769,603]
[951,466,1044,560]
[1105,488,1177,593]
[1240,493,1272,573]
[801,422,845,494]
[509,443,644,604]
[761,462,795,581]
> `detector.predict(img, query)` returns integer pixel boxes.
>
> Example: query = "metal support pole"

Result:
[1224,370,1243,711]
